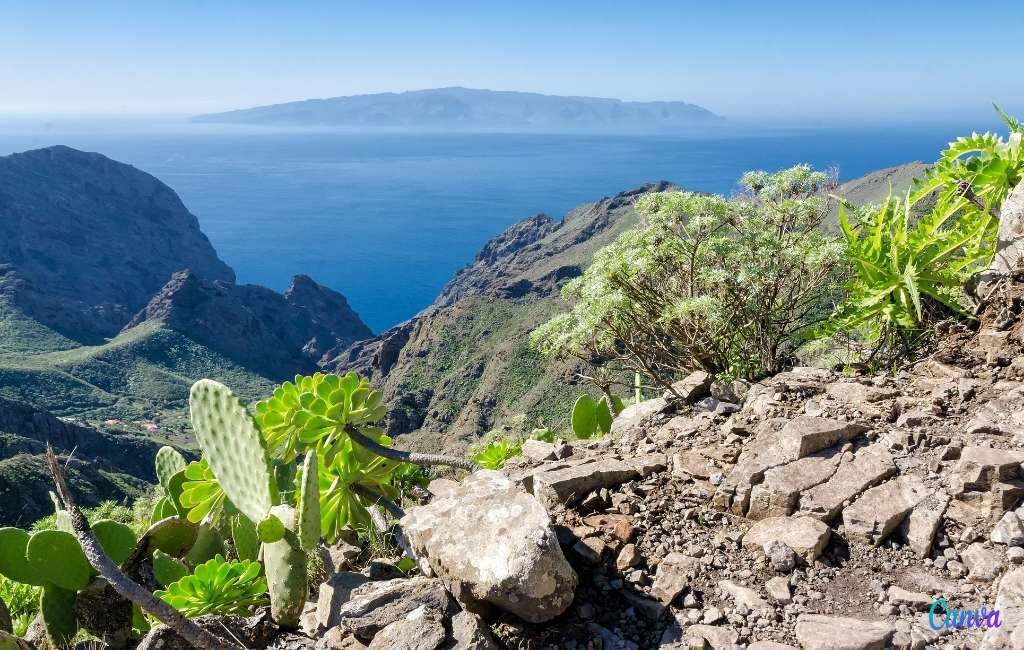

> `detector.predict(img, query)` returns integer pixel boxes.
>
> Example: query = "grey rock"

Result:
[663,371,713,403]
[842,476,930,545]
[400,471,577,623]
[742,516,831,561]
[901,491,949,558]
[963,543,1003,583]
[794,614,895,650]
[519,458,640,509]
[366,606,447,650]
[611,397,669,434]
[520,439,557,462]
[992,511,1024,546]
[317,572,372,632]
[988,179,1024,275]
[334,578,456,642]
[763,539,798,572]
[651,552,700,605]
[765,576,791,604]
[798,444,896,522]
[448,611,498,650]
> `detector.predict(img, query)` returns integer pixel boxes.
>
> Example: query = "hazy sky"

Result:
[1,0,1021,121]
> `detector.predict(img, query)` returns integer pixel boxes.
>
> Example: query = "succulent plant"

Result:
[178,459,227,524]
[570,393,615,438]
[0,522,139,648]
[254,372,386,463]
[471,438,523,470]
[155,555,267,617]
[317,437,401,541]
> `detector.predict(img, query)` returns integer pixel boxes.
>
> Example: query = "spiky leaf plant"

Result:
[317,438,402,542]
[471,438,523,470]
[178,459,227,524]
[155,554,267,617]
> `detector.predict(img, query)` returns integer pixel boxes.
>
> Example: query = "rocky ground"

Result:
[215,276,1024,650]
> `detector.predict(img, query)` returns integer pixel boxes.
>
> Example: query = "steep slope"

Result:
[325,184,670,451]
[193,87,721,133]
[124,271,372,378]
[0,396,163,526]
[325,163,928,454]
[0,146,234,342]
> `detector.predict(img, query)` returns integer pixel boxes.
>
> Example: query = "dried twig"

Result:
[45,446,243,650]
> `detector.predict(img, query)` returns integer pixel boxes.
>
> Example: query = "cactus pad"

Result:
[142,517,197,557]
[571,394,598,438]
[152,550,189,588]
[40,585,78,647]
[296,452,321,552]
[262,505,306,628]
[155,447,187,496]
[92,520,137,566]
[0,528,43,586]
[26,530,92,591]
[230,514,260,563]
[183,524,223,567]
[257,514,285,544]
[189,380,277,523]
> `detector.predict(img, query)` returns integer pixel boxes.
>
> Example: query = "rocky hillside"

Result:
[325,166,925,454]
[0,396,162,526]
[124,271,371,378]
[0,146,234,342]
[325,184,670,451]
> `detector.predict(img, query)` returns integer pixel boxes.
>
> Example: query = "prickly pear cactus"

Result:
[40,585,78,647]
[296,451,321,552]
[0,528,42,586]
[189,379,277,523]
[262,504,306,628]
[155,446,187,496]
[25,530,92,591]
[92,520,137,566]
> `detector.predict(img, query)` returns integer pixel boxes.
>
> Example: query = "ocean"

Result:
[0,120,997,332]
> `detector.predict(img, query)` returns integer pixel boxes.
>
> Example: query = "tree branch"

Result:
[345,426,478,472]
[45,446,243,650]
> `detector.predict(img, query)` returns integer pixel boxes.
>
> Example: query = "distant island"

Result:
[191,87,722,133]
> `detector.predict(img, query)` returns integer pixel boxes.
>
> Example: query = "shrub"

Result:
[471,437,523,470]
[155,555,267,617]
[532,165,846,388]
[820,107,1022,360]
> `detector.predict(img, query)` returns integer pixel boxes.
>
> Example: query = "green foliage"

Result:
[230,514,260,563]
[151,550,189,588]
[471,437,523,470]
[254,372,386,463]
[39,585,77,647]
[570,394,614,439]
[155,554,268,618]
[317,437,402,542]
[821,109,1021,358]
[91,519,137,566]
[0,574,39,636]
[179,459,227,524]
[295,452,321,552]
[25,530,92,591]
[530,427,557,443]
[533,165,845,388]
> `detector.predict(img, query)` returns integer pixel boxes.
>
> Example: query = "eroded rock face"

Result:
[400,471,577,623]
[0,145,234,341]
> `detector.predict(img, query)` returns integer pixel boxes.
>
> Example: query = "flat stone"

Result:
[684,624,740,650]
[963,542,1002,583]
[901,492,949,558]
[743,516,831,561]
[719,579,768,610]
[316,572,372,631]
[747,643,799,650]
[611,397,668,434]
[314,627,368,650]
[673,450,718,480]
[651,552,700,605]
[765,576,791,604]
[747,449,842,520]
[400,471,577,623]
[522,458,640,509]
[775,416,867,461]
[799,444,896,522]
[334,578,455,642]
[520,439,557,462]
[843,476,930,545]
[572,537,605,564]
[794,614,895,650]
[663,370,713,403]
[886,586,930,610]
[991,511,1024,546]
[366,605,446,650]
[631,452,668,477]
[954,446,1024,493]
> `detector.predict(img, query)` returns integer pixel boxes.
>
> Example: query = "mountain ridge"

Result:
[193,87,722,133]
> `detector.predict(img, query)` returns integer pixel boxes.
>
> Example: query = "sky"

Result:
[1,0,1021,122]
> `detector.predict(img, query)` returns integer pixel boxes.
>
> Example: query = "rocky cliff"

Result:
[0,146,235,342]
[124,271,372,378]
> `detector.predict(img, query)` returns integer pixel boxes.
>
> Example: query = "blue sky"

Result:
[1,1,1020,121]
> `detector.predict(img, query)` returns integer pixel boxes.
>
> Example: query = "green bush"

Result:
[155,554,267,617]
[471,438,523,470]
[532,165,845,387]
[820,107,1022,359]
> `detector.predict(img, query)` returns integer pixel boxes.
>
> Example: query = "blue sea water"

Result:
[0,120,1000,332]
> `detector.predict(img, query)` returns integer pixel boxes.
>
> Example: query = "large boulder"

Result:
[989,180,1024,275]
[400,470,577,623]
